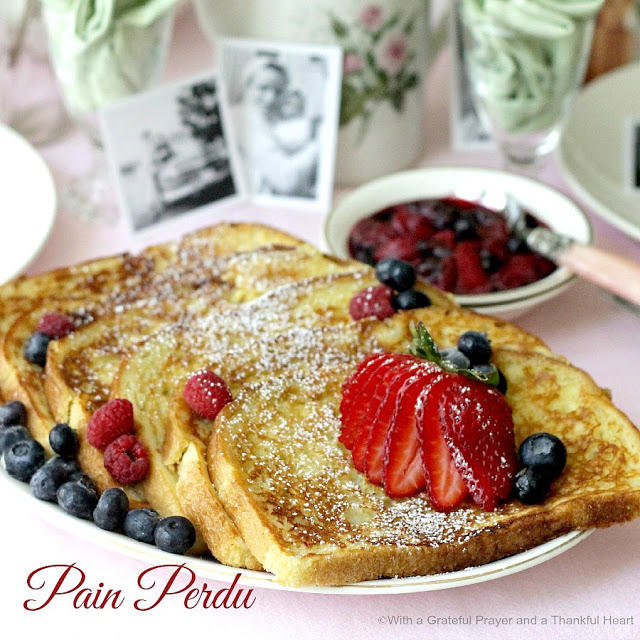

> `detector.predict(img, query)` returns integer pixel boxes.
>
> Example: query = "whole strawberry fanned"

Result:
[339,322,518,512]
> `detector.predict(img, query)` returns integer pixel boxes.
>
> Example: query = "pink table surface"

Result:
[3,8,640,640]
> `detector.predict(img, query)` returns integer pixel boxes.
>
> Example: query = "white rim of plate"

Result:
[3,471,592,595]
[325,167,592,307]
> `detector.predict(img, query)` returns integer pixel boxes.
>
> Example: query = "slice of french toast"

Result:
[40,246,363,567]
[0,224,303,449]
[208,318,640,587]
[111,269,553,571]
[107,266,379,567]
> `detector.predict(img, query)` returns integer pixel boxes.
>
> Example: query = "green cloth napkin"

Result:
[42,0,177,113]
[461,0,604,134]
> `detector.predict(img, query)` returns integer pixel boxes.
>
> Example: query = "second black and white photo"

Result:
[218,38,342,211]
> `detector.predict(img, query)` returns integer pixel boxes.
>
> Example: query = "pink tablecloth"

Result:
[3,8,639,640]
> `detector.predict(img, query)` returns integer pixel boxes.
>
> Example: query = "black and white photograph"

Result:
[449,10,493,151]
[218,37,342,212]
[101,73,243,234]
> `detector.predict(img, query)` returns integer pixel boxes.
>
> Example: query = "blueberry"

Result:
[154,516,196,555]
[30,461,68,502]
[49,423,78,459]
[353,246,375,266]
[4,439,45,482]
[68,472,97,496]
[393,289,432,311]
[0,400,27,426]
[507,235,527,254]
[496,369,508,394]
[519,433,567,478]
[431,245,451,260]
[0,425,31,455]
[24,332,51,367]
[453,215,478,240]
[513,467,551,504]
[457,331,492,365]
[440,347,471,369]
[480,249,502,274]
[123,508,160,544]
[57,480,99,519]
[375,258,416,292]
[44,455,80,479]
[93,488,129,531]
[471,364,508,394]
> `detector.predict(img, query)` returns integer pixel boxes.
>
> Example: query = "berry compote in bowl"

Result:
[324,167,592,319]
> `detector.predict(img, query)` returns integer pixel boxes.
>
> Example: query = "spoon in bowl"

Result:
[460,188,640,307]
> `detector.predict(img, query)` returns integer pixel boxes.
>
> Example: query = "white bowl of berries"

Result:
[325,167,593,319]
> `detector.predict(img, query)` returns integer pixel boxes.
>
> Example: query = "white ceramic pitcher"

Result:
[194,0,449,185]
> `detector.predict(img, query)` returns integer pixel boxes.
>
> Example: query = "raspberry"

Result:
[86,398,134,450]
[36,312,75,339]
[348,285,395,321]
[183,370,233,421]
[103,434,150,485]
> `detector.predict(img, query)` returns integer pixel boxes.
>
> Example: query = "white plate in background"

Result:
[0,122,57,284]
[558,62,640,243]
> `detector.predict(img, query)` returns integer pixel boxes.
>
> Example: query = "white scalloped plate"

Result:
[1,469,591,594]
[0,123,57,284]
[557,62,640,242]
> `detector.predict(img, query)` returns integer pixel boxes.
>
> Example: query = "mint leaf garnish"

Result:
[409,322,500,387]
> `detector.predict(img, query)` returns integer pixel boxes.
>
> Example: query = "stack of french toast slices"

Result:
[1,222,639,586]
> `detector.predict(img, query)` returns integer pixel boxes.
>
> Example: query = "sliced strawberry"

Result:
[417,377,469,511]
[340,354,386,421]
[339,354,400,450]
[373,237,420,263]
[454,241,491,294]
[438,376,517,511]
[390,206,435,241]
[383,372,443,498]
[351,355,422,473]
[494,253,539,290]
[431,254,457,292]
[442,197,477,211]
[364,361,437,485]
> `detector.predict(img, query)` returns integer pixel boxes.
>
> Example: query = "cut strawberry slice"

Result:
[438,376,517,511]
[383,372,443,498]
[373,237,420,263]
[351,355,419,472]
[364,361,437,485]
[390,206,435,241]
[454,241,491,294]
[340,353,386,425]
[339,354,401,450]
[417,377,469,511]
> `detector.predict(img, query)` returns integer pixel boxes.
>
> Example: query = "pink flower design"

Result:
[374,31,409,75]
[343,52,365,74]
[360,5,384,31]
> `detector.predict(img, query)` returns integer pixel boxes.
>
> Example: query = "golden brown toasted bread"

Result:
[208,322,640,586]
[112,269,561,572]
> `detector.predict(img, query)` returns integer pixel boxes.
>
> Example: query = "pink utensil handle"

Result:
[557,244,640,306]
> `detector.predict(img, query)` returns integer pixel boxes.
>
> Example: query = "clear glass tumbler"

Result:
[41,3,175,222]
[456,0,602,173]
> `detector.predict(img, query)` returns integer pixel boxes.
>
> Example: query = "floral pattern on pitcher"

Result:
[329,4,421,141]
